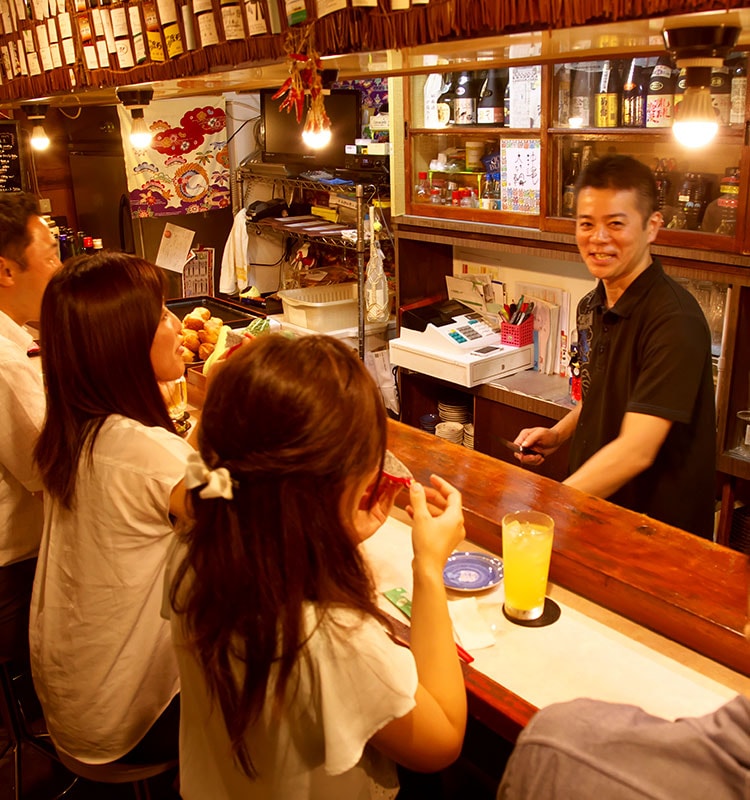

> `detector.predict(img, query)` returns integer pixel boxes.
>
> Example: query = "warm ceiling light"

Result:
[301,116,332,149]
[30,124,50,151]
[21,102,50,151]
[663,24,740,148]
[116,86,155,149]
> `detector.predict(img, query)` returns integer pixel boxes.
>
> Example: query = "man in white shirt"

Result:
[0,192,61,663]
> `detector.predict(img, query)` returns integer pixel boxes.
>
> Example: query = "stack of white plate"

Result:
[438,400,472,425]
[463,423,475,450]
[435,421,464,445]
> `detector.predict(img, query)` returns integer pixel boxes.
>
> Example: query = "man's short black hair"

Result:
[576,155,658,223]
[0,192,41,268]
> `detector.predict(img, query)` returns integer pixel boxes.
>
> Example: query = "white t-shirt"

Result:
[0,309,45,566]
[169,555,419,800]
[30,415,192,764]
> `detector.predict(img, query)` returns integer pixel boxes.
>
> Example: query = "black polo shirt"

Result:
[570,258,716,539]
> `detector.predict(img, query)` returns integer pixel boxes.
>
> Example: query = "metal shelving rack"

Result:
[236,164,389,360]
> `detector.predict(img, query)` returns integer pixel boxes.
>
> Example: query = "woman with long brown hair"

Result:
[31,252,191,766]
[170,334,467,799]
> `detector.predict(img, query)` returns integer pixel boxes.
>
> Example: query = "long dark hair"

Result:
[35,252,175,509]
[171,335,389,777]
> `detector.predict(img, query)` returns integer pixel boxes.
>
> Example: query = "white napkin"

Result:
[448,596,496,651]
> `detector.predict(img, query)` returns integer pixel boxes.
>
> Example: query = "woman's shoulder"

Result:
[97,415,193,465]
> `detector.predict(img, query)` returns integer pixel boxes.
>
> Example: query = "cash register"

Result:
[389,298,533,388]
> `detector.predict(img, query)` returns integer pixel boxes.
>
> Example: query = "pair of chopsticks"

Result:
[383,587,474,664]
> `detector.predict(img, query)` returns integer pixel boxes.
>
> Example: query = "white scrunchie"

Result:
[185,450,234,500]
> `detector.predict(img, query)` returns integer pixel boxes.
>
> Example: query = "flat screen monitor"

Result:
[260,88,361,171]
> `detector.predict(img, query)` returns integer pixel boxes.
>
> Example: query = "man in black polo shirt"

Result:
[514,154,716,539]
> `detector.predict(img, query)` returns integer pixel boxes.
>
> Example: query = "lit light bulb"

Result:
[301,122,332,149]
[30,124,50,151]
[672,85,719,148]
[129,110,152,149]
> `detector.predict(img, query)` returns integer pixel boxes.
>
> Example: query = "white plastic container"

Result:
[277,283,360,332]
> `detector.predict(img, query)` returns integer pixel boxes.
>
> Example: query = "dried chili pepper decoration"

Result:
[274,24,327,126]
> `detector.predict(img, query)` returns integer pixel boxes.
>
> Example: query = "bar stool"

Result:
[0,658,77,800]
[55,750,178,800]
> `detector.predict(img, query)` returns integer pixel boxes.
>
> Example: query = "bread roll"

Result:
[198,318,222,344]
[183,313,205,331]
[194,306,211,321]
[198,342,215,361]
[181,347,197,364]
[183,329,201,353]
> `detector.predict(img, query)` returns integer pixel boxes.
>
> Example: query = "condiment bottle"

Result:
[414,171,430,202]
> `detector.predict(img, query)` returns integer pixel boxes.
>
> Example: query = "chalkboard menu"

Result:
[0,121,25,193]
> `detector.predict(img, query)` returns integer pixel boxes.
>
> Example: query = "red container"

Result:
[500,314,534,347]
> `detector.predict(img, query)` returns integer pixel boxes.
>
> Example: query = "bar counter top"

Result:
[386,419,750,738]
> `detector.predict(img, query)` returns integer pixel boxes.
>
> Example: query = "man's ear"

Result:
[0,257,16,287]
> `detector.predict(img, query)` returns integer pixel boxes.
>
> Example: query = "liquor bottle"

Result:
[673,68,687,109]
[561,149,581,217]
[710,65,731,126]
[621,58,646,127]
[730,56,747,127]
[423,72,444,128]
[555,64,571,127]
[453,70,482,125]
[436,73,456,126]
[595,59,621,127]
[569,66,594,127]
[646,55,674,128]
[675,172,708,230]
[715,167,740,235]
[477,69,508,126]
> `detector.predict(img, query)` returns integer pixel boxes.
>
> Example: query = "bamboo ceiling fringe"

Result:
[0,0,746,105]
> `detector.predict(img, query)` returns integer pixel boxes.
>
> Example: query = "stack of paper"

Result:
[516,281,571,375]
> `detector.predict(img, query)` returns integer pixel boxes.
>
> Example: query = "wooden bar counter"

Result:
[386,419,750,740]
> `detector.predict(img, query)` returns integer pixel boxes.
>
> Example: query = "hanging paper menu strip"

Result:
[156,0,183,58]
[284,0,305,26]
[219,0,244,40]
[193,0,218,47]
[127,4,146,63]
[110,4,134,67]
[243,0,266,35]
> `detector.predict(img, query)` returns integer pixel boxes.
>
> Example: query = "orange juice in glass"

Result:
[502,510,554,621]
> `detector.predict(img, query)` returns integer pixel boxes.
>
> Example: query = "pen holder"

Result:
[501,315,534,347]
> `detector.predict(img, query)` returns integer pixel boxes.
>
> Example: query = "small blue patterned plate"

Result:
[443,551,504,592]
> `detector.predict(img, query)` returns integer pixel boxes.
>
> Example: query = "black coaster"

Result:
[503,598,561,627]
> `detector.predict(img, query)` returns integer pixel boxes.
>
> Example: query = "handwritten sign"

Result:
[155,222,195,274]
[0,120,25,193]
